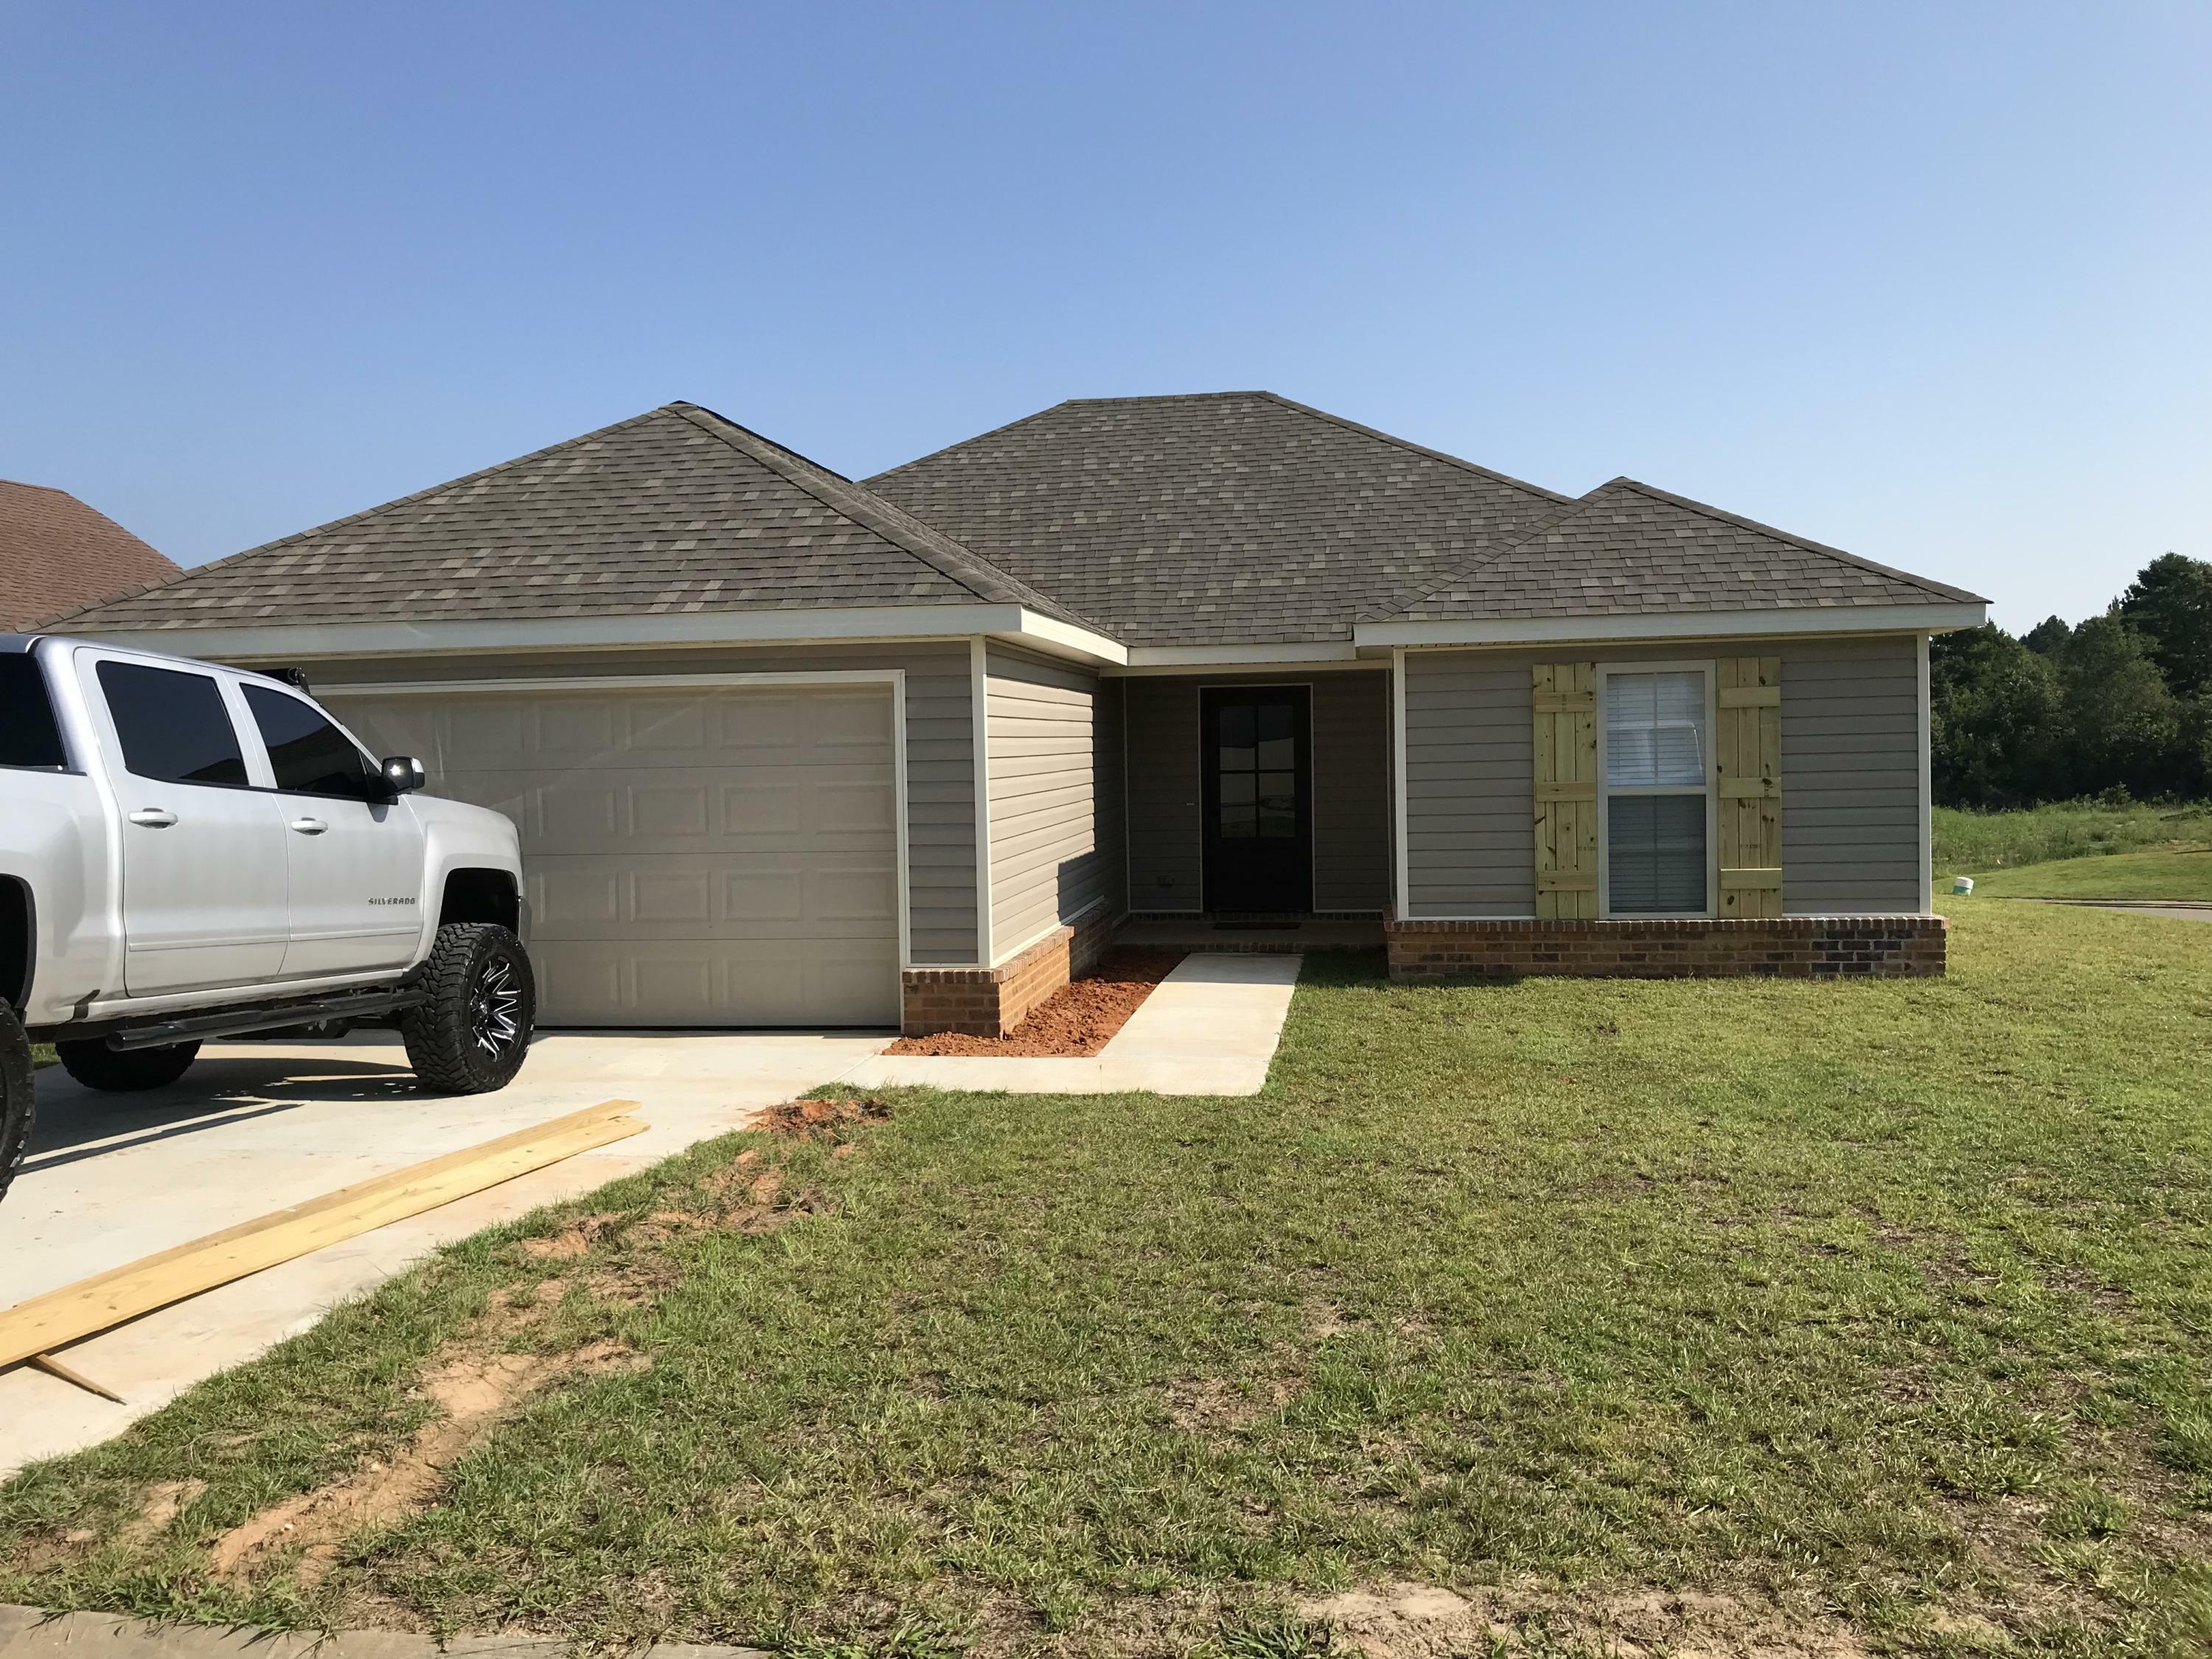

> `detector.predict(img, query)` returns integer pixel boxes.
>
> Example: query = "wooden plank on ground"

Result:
[0,1099,644,1374]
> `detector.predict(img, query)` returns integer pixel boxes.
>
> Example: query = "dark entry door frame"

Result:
[1200,684,1314,914]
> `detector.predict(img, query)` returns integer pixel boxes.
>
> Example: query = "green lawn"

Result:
[1964,848,2212,904]
[4,905,2211,1657]
[1934,801,2212,877]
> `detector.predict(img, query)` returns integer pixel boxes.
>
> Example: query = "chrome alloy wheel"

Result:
[470,957,524,1058]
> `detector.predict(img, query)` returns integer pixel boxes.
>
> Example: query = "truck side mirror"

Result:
[380,756,427,796]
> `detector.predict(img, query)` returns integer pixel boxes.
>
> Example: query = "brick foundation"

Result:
[1385,914,1946,981]
[900,905,1124,1036]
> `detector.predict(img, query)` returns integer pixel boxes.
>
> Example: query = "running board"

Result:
[108,987,429,1051]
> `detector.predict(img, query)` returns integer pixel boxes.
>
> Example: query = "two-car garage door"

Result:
[336,682,902,1027]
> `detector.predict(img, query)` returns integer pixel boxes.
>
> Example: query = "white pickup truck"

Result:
[1,633,536,1203]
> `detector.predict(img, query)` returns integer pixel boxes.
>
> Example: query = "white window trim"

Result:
[970,638,995,967]
[1594,660,1719,921]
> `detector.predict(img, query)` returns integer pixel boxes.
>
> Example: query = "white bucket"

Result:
[1952,875,1975,896]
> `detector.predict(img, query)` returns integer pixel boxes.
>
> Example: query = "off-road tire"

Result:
[0,1006,32,1206]
[55,1037,201,1092]
[400,923,535,1094]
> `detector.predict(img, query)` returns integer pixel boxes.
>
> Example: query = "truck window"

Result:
[241,684,383,799]
[0,656,66,769]
[95,661,248,787]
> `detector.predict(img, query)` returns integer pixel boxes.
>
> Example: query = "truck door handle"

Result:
[127,808,178,828]
[289,817,329,836]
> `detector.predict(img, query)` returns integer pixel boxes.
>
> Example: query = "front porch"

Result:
[1118,668,1393,917]
[1119,915,1385,953]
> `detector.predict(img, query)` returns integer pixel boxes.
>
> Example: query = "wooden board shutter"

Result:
[1716,656,1783,917]
[1532,663,1598,919]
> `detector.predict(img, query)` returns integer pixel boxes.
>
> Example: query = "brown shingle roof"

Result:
[867,392,1572,647]
[0,481,178,630]
[1381,477,1986,621]
[46,403,1103,636]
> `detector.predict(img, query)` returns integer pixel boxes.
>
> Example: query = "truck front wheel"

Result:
[55,1038,201,1092]
[399,923,535,1094]
[1,1006,31,1206]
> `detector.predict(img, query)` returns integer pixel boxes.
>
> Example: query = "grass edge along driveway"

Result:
[3,903,2210,1659]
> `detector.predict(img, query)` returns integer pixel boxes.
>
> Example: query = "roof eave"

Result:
[68,602,1130,669]
[1354,600,1988,650]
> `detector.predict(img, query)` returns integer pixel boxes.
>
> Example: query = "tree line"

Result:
[1931,553,2212,809]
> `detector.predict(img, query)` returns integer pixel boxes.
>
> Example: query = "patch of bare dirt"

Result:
[757,1093,893,1141]
[886,947,1186,1056]
[209,1341,644,1590]
[517,1210,626,1260]
[119,1478,204,1547]
[1301,1582,1875,1659]
[1165,1375,1306,1435]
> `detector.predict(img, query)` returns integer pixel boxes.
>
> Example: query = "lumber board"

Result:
[0,1099,642,1373]
[30,1351,127,1402]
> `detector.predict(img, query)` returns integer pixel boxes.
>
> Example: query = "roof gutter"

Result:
[74,604,1130,669]
[1354,600,1987,650]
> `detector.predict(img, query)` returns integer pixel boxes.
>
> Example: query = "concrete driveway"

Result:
[1,1029,891,1477]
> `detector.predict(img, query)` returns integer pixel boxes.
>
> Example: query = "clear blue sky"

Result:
[4,1,2206,633]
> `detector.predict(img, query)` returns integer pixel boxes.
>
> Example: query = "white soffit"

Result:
[1354,601,1987,649]
[77,604,1129,669]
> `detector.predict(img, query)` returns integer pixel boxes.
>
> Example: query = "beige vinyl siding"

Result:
[1122,670,1389,914]
[1778,636,1922,912]
[308,641,981,964]
[984,645,1105,958]
[1403,655,1536,917]
[1402,635,1927,918]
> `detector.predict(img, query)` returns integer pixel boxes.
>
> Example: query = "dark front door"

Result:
[1201,686,1312,914]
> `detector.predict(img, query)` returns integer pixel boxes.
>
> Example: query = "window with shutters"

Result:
[1598,666,1715,917]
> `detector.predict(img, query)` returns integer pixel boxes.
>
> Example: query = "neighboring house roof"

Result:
[1382,477,1986,622]
[44,403,1099,636]
[866,392,1573,647]
[0,481,178,630]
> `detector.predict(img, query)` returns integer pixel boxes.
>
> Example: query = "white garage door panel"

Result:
[333,684,901,1028]
[528,856,897,936]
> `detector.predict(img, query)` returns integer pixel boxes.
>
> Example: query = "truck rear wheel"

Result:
[400,923,535,1094]
[55,1038,201,1092]
[1,1006,31,1206]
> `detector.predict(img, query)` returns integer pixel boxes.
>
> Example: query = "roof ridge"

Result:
[1057,390,1270,406]
[33,403,686,630]
[1372,473,1991,622]
[670,404,1118,634]
[1604,477,1988,604]
[862,399,1081,487]
[869,392,1579,511]
[1255,393,1579,505]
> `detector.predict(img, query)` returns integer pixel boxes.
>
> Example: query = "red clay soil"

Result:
[887,948,1186,1057]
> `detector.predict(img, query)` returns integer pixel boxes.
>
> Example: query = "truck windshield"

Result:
[0,655,67,769]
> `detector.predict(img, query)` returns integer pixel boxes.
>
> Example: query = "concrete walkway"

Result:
[1,1030,888,1478]
[843,951,1302,1096]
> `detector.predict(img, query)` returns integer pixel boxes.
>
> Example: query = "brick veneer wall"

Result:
[1385,915,1946,981]
[900,905,1124,1036]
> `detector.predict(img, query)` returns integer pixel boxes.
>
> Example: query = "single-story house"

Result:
[48,394,1986,1034]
